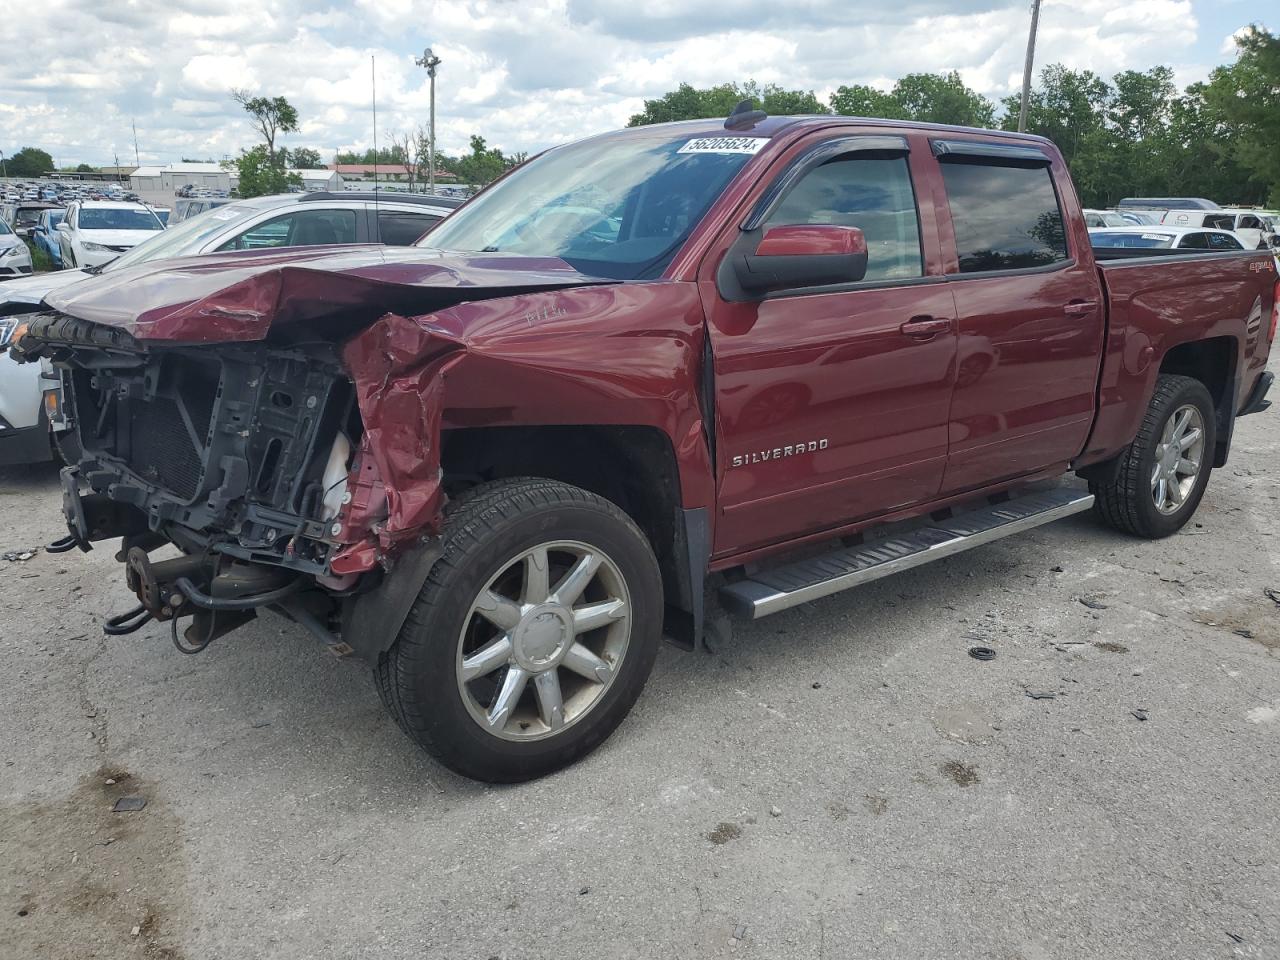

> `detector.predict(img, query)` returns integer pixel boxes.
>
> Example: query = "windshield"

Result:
[1091,231,1174,248]
[419,132,765,280]
[0,220,11,235]
[15,209,44,226]
[107,202,261,271]
[78,208,163,231]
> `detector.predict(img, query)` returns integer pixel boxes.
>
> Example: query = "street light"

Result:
[415,46,442,194]
[0,149,7,180]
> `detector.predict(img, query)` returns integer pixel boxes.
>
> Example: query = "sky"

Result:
[0,0,1271,169]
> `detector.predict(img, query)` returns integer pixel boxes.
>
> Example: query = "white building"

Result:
[129,162,232,209]
[290,169,342,192]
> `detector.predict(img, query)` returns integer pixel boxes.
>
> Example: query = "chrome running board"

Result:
[719,488,1094,619]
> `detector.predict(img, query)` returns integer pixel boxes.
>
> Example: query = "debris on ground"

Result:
[1265,588,1280,607]
[112,796,147,813]
[968,646,996,661]
[1094,642,1128,653]
[940,760,980,787]
[708,822,742,845]
[1132,709,1150,721]
[768,805,782,818]
[1025,689,1057,700]
[1234,628,1256,639]
[1078,597,1109,610]
[578,886,589,896]
[1050,565,1064,573]
[2,549,37,562]
[732,924,748,941]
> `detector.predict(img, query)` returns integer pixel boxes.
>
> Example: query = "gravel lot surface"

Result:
[2,404,1278,960]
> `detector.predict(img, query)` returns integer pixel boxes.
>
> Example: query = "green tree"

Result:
[627,81,828,126]
[334,145,406,165]
[227,145,302,198]
[447,135,509,187]
[74,163,95,173]
[1200,25,1280,206]
[831,72,994,127]
[230,90,299,165]
[289,147,324,169]
[6,146,55,177]
[829,84,903,119]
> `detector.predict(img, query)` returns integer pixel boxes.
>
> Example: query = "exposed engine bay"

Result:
[21,311,371,652]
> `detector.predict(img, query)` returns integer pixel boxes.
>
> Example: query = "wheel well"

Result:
[1159,336,1237,466]
[439,425,695,636]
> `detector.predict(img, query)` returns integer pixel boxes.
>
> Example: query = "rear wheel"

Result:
[373,479,663,782]
[1088,374,1215,538]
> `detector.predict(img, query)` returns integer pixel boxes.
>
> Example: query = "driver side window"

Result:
[764,155,923,282]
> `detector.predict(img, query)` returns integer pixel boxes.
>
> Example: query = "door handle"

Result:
[899,316,953,339]
[1064,300,1099,316]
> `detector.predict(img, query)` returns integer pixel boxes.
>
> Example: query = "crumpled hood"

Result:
[43,244,613,343]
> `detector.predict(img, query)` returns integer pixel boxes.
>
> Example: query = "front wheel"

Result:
[373,479,663,782]
[1088,374,1215,538]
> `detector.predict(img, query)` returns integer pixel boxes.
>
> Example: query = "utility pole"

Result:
[132,121,141,166]
[1018,0,1043,133]
[0,149,7,180]
[415,47,442,194]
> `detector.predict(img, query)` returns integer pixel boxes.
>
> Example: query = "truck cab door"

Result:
[702,132,957,557]
[929,140,1106,494]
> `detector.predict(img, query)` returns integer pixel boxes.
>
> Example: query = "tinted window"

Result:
[1207,232,1242,250]
[765,155,922,281]
[1179,232,1210,249]
[378,211,440,245]
[1239,215,1262,230]
[218,209,357,251]
[940,162,1068,273]
[1203,214,1234,230]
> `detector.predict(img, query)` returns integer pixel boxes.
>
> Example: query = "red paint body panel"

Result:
[30,116,1278,579]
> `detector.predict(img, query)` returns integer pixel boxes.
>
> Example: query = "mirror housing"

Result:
[732,224,868,296]
[55,221,70,232]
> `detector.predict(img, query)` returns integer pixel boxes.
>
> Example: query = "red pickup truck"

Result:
[13,109,1278,781]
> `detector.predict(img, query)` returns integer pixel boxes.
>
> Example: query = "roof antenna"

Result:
[725,99,767,131]
[371,55,380,219]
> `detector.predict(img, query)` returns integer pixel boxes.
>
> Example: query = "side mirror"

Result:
[55,221,70,232]
[732,224,868,296]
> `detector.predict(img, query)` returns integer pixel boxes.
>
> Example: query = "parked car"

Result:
[56,201,165,268]
[0,191,462,466]
[1082,208,1129,228]
[0,219,33,279]
[172,197,232,223]
[1117,210,1164,226]
[2,201,63,240]
[1088,225,1245,252]
[1160,209,1277,250]
[31,208,66,267]
[11,114,1277,782]
[1117,197,1220,211]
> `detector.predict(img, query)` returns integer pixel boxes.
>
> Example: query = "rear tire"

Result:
[1088,374,1215,538]
[373,478,663,782]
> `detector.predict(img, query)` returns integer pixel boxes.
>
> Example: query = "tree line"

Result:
[627,25,1280,209]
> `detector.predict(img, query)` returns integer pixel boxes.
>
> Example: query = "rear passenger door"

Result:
[932,141,1106,494]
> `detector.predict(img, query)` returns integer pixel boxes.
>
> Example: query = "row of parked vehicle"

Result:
[1083,200,1280,253]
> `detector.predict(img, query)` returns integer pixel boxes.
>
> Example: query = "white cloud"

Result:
[0,0,1258,168]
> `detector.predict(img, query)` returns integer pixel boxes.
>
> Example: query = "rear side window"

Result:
[1179,232,1210,249]
[1207,232,1242,250]
[1238,215,1262,230]
[378,211,441,246]
[218,209,358,251]
[940,163,1068,273]
[765,155,923,282]
[1203,214,1234,230]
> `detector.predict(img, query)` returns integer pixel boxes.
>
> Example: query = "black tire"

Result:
[1088,374,1215,538]
[373,478,663,782]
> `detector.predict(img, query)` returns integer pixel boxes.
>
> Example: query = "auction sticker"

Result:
[677,137,767,155]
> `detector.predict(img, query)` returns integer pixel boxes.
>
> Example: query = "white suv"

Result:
[57,201,166,268]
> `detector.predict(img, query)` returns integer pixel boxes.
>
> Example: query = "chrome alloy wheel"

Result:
[456,540,631,741]
[1151,403,1205,515]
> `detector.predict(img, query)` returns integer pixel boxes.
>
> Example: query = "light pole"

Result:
[1018,0,1043,133]
[0,149,7,180]
[415,47,442,194]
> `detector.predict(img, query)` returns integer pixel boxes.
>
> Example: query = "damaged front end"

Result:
[24,311,384,654]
